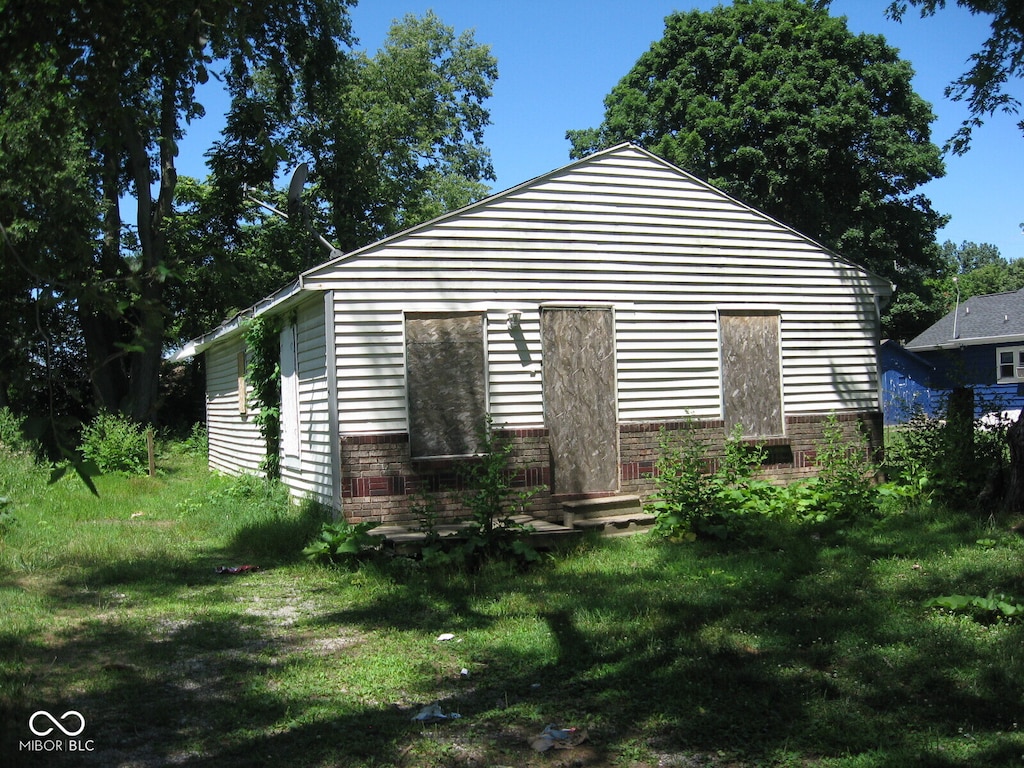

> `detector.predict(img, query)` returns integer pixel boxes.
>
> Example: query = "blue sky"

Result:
[178,0,1024,261]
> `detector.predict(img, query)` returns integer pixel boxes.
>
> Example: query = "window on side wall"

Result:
[405,312,487,458]
[996,345,1024,382]
[719,310,783,437]
[237,349,248,416]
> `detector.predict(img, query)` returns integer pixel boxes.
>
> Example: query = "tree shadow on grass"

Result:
[5,507,1024,767]
[311,525,1024,765]
[0,598,420,768]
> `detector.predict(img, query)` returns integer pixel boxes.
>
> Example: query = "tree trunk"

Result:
[1005,412,1024,513]
[79,308,129,413]
[120,71,179,424]
[81,144,131,414]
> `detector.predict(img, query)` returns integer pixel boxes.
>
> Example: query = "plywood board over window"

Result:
[236,350,248,416]
[720,310,783,437]
[405,313,486,458]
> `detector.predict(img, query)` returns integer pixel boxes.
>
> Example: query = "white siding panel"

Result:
[281,298,333,504]
[205,338,265,477]
[304,145,887,436]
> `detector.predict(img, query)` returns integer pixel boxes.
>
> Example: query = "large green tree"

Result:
[225,10,499,256]
[886,0,1024,154]
[0,57,98,418]
[920,240,1023,322]
[0,0,352,424]
[172,11,498,348]
[567,0,947,339]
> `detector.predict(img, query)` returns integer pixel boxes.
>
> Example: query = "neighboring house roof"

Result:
[906,287,1024,351]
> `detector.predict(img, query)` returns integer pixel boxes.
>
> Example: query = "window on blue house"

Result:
[996,346,1024,382]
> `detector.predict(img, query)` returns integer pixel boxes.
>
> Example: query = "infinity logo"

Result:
[29,710,86,737]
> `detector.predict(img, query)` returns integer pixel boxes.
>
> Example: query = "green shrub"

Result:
[648,423,769,541]
[0,407,31,454]
[402,417,543,568]
[808,412,879,522]
[180,422,208,457]
[884,394,1015,510]
[302,519,379,566]
[79,411,149,475]
[457,416,542,564]
[649,414,883,541]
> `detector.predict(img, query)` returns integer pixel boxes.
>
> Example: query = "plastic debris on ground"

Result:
[529,724,588,752]
[435,632,456,642]
[214,565,260,575]
[411,703,462,723]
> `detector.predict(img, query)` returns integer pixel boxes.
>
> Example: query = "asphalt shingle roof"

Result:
[906,287,1024,349]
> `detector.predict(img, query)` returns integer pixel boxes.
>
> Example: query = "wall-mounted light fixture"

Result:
[506,309,522,330]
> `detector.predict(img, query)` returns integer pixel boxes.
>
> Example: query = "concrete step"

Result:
[561,494,643,523]
[368,514,581,554]
[561,495,656,536]
[572,511,658,537]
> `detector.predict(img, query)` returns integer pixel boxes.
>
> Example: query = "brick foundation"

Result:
[339,411,884,525]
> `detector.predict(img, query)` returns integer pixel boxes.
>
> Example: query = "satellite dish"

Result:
[287,163,309,206]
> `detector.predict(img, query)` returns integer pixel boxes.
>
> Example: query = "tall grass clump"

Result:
[178,421,208,458]
[0,408,47,538]
[0,406,33,455]
[221,475,331,561]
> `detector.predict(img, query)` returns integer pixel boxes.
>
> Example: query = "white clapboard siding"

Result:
[205,337,265,477]
[304,146,887,436]
[280,297,333,504]
[193,144,890,496]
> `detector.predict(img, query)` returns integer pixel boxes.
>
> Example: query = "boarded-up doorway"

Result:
[720,310,783,437]
[541,306,618,496]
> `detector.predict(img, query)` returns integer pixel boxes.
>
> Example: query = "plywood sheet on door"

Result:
[541,307,618,495]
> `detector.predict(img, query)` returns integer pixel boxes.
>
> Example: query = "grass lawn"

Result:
[2,446,1024,767]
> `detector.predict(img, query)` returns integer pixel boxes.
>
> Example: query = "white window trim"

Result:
[995,344,1024,383]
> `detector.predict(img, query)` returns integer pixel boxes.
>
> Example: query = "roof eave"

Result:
[168,278,306,361]
[906,331,1024,352]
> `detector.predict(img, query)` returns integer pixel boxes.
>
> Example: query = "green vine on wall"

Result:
[242,315,283,479]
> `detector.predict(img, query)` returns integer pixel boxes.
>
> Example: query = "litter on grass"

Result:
[529,724,588,752]
[214,565,260,575]
[411,703,462,723]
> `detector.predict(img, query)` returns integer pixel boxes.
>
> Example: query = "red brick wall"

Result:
[338,410,884,525]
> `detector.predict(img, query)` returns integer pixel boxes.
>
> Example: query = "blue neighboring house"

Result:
[887,286,1024,424]
[880,339,941,423]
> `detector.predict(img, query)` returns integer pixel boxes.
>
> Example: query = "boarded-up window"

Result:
[237,350,248,415]
[406,313,486,458]
[720,311,783,437]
